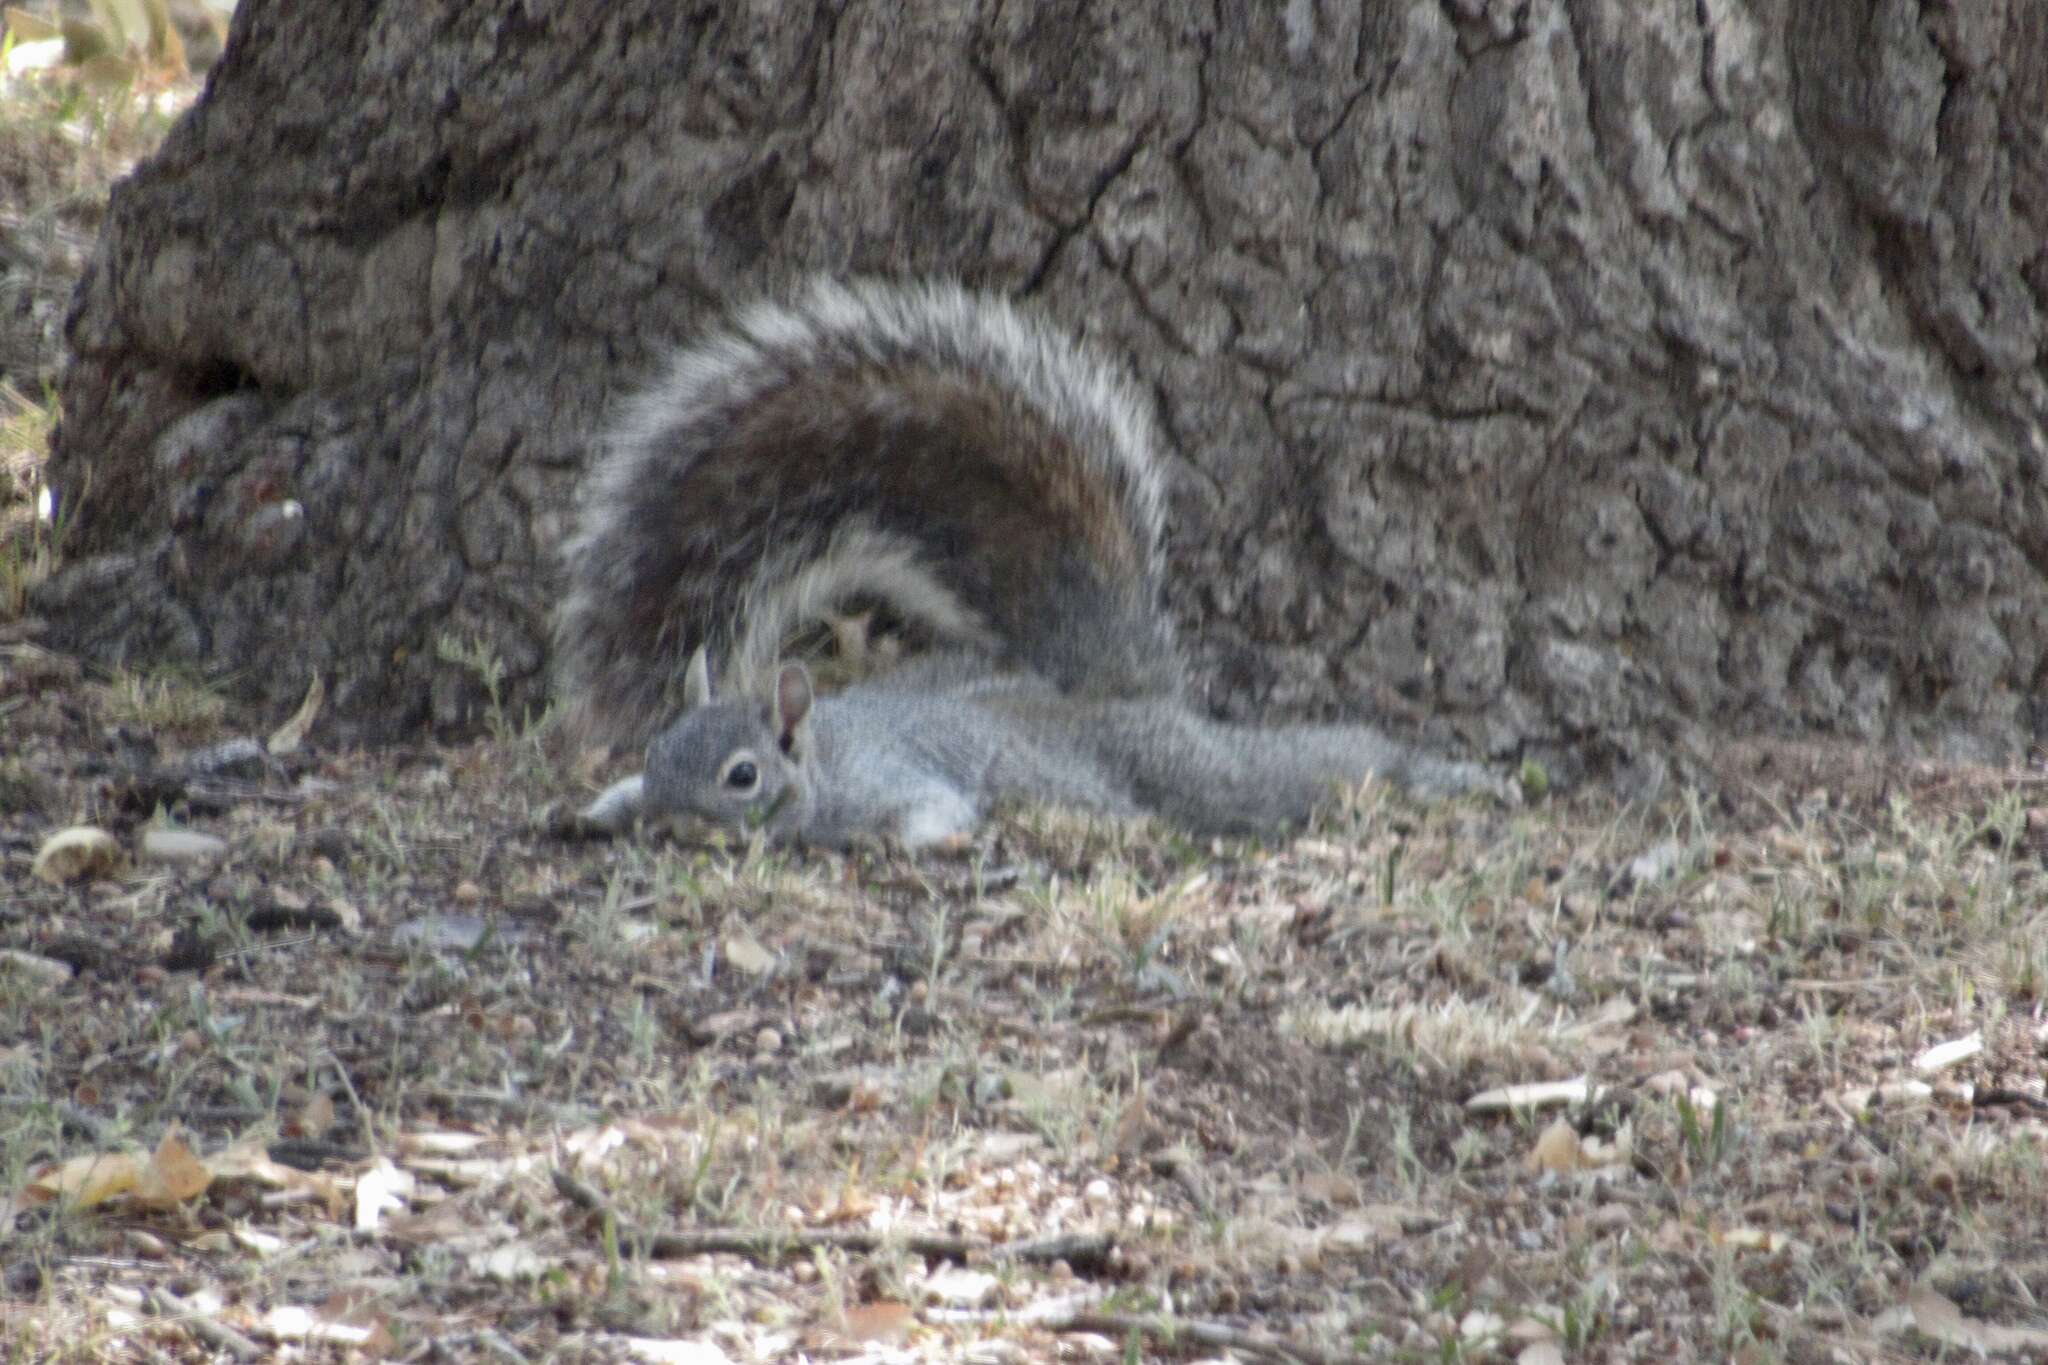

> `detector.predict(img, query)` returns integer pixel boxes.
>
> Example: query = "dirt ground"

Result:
[5,648,2048,1363]
[5,39,2048,1365]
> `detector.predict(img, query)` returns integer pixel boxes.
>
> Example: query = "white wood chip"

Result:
[1466,1077,1601,1112]
[140,829,229,863]
[1912,1031,1983,1073]
[618,1339,736,1365]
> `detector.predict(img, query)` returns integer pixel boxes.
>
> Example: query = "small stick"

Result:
[930,1304,1367,1365]
[143,1288,263,1363]
[552,1169,1110,1266]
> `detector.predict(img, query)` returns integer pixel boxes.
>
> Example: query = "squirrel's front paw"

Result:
[890,789,980,851]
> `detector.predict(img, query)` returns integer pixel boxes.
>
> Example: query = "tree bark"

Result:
[41,0,2048,785]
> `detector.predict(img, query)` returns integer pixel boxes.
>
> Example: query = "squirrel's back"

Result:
[557,278,1180,750]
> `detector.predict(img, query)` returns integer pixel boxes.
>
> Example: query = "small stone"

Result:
[920,1268,999,1307]
[0,949,74,989]
[140,829,229,864]
[393,915,499,951]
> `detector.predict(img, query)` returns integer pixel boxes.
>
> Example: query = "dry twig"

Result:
[552,1168,1113,1268]
[929,1303,1368,1365]
[143,1288,263,1363]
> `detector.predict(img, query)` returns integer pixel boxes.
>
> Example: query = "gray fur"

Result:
[626,663,1509,849]
[559,276,1511,840]
[557,278,1173,751]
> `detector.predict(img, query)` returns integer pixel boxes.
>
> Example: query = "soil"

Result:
[4,654,2048,1361]
[4,42,2048,1365]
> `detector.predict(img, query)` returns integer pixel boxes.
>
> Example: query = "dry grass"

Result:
[4,663,2047,1362]
[5,34,2048,1365]
[0,25,194,623]
[0,384,61,618]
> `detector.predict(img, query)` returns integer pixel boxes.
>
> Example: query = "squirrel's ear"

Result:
[772,664,814,758]
[682,645,712,710]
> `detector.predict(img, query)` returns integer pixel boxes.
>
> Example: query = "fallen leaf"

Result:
[296,1092,336,1139]
[210,1136,313,1190]
[268,676,325,754]
[32,826,123,884]
[839,1301,915,1344]
[1526,1119,1586,1174]
[27,1151,144,1209]
[721,931,776,976]
[132,1130,211,1207]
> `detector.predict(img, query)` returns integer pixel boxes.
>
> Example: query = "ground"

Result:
[5,35,2048,1365]
[5,654,2048,1364]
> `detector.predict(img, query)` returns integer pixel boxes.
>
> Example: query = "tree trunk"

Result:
[40,0,2048,786]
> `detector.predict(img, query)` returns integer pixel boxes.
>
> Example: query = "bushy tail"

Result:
[556,278,1179,751]
[1024,702,1510,835]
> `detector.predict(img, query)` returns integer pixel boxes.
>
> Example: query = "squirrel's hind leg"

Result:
[581,773,647,832]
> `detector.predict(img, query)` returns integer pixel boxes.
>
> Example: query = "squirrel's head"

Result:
[641,649,815,842]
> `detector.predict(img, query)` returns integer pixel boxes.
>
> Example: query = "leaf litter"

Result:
[5,58,2048,1363]
[5,655,2048,1361]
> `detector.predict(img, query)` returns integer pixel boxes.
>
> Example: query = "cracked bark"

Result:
[40,0,2048,786]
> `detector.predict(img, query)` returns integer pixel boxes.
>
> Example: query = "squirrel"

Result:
[556,278,1509,847]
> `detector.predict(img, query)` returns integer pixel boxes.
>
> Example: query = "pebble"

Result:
[140,829,229,864]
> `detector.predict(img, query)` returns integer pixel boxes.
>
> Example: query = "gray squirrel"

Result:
[556,279,1507,848]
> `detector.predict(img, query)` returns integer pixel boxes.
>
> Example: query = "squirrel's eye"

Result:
[723,759,758,791]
